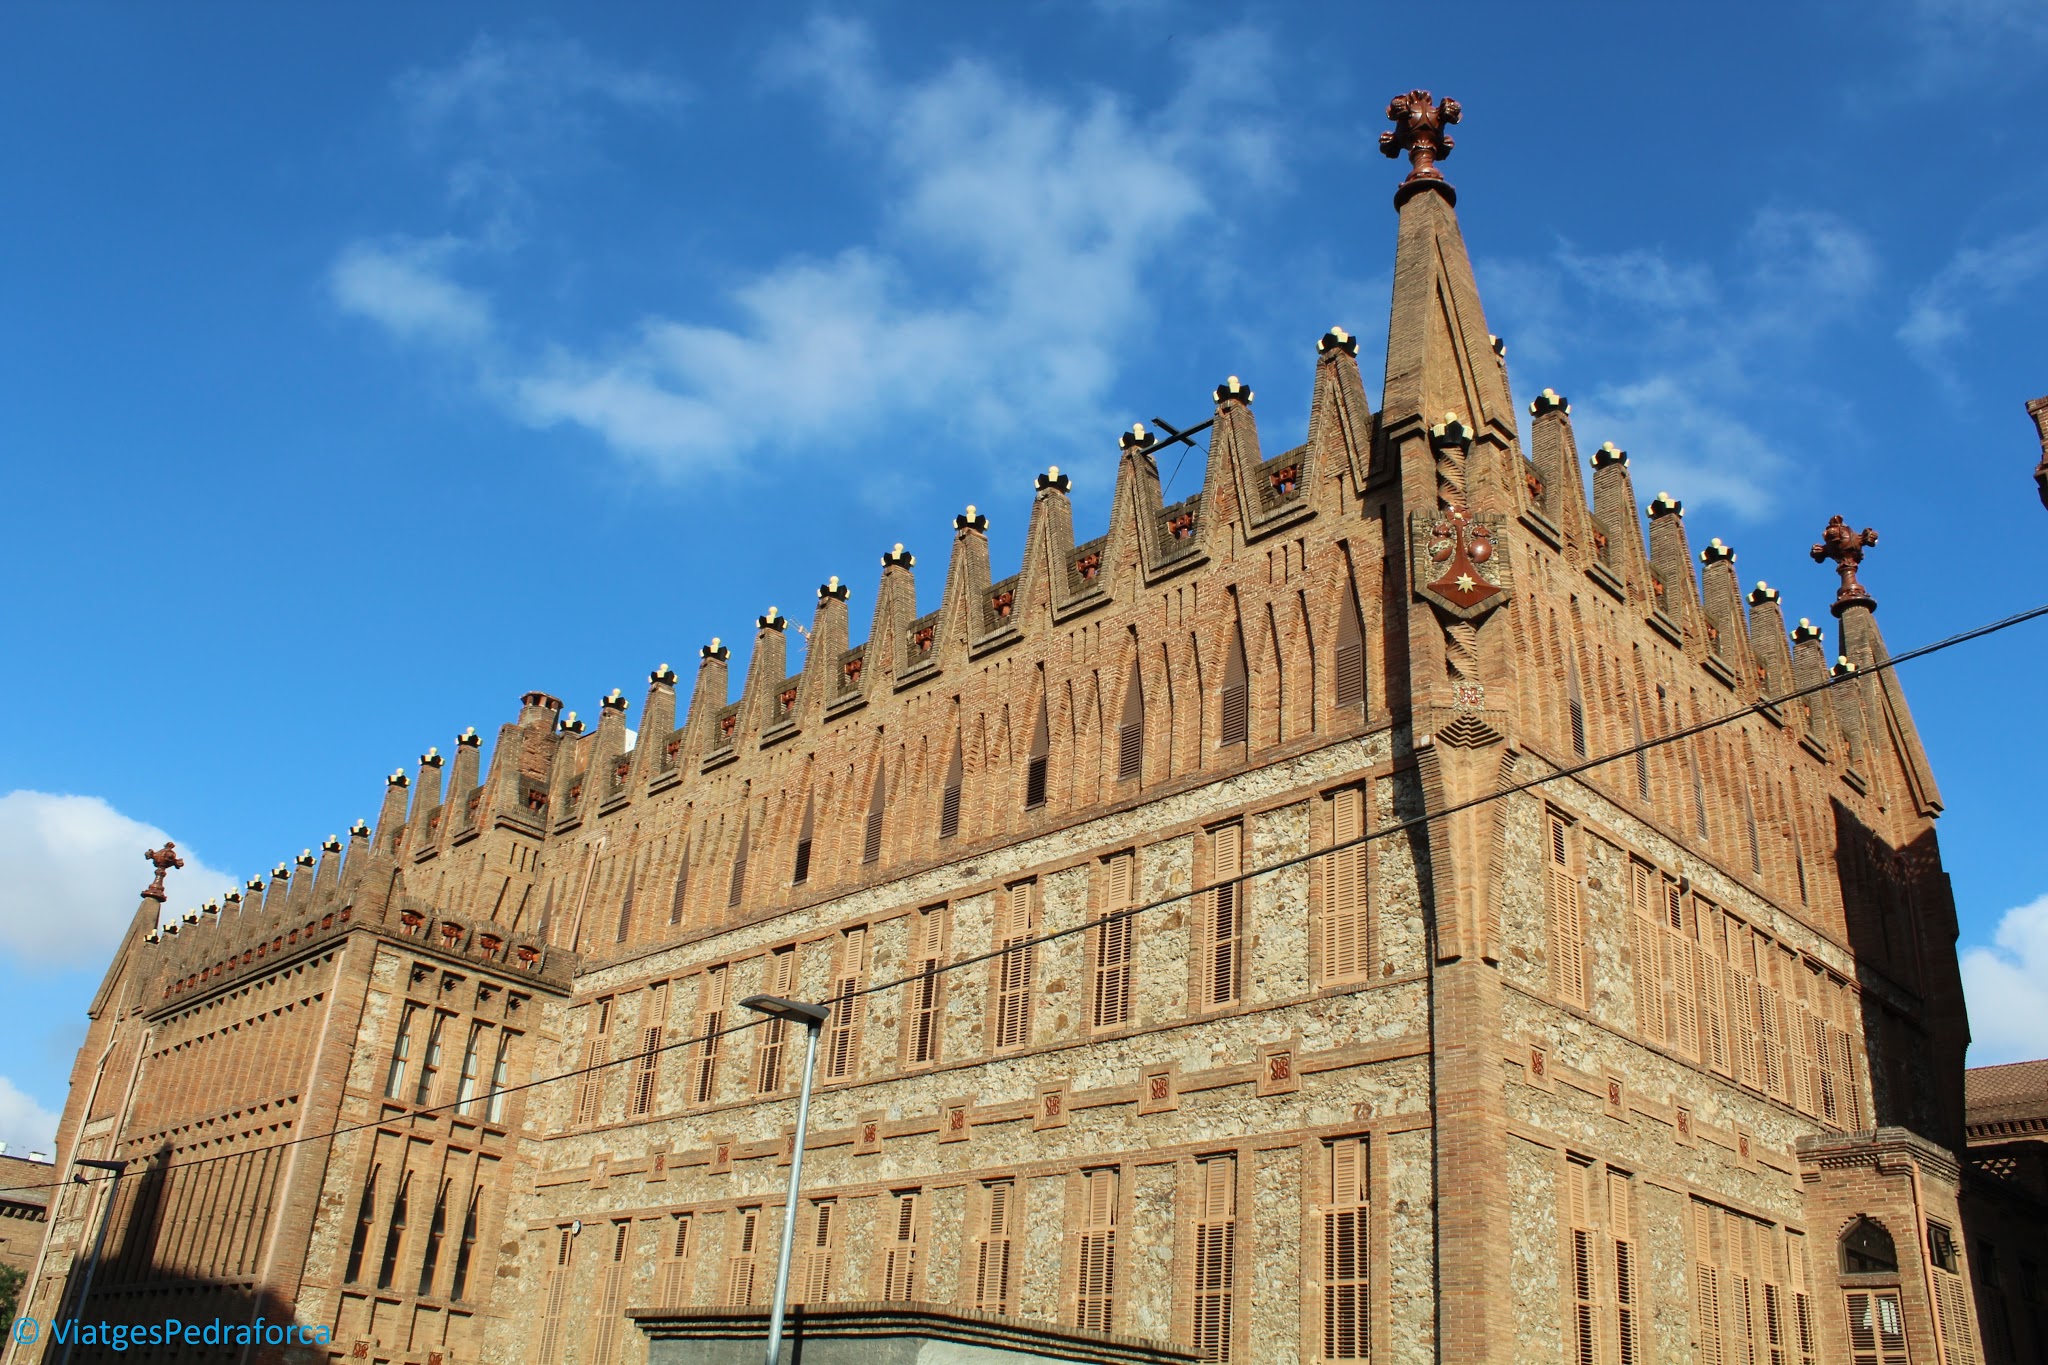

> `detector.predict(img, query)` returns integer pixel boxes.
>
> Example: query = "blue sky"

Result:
[3,2,2045,1154]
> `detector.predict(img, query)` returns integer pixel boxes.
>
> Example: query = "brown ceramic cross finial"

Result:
[142,841,186,902]
[1811,515,1880,604]
[1380,90,1461,203]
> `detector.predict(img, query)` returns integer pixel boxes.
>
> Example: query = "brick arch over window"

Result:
[1840,1216,1898,1275]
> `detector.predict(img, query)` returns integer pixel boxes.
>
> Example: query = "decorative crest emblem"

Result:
[1411,504,1511,620]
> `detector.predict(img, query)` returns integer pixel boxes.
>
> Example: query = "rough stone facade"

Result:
[12,94,2041,1365]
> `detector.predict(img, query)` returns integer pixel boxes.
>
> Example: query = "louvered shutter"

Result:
[1075,1169,1118,1334]
[824,927,865,1079]
[1208,824,1243,1007]
[1093,853,1134,1029]
[882,1192,920,1301]
[1193,1158,1236,1361]
[1322,788,1369,984]
[1548,813,1586,1005]
[1322,1138,1369,1361]
[975,1180,1014,1313]
[995,883,1036,1049]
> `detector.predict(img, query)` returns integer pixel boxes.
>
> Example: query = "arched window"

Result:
[1840,1217,1897,1274]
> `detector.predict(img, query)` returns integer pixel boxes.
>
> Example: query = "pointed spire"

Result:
[1018,464,1079,623]
[1527,390,1592,553]
[1817,517,1943,814]
[1380,92,1514,453]
[799,579,852,722]
[1697,539,1756,689]
[1644,492,1705,640]
[376,769,411,853]
[739,608,789,738]
[1587,443,1652,602]
[1195,376,1266,552]
[939,504,994,658]
[684,639,731,751]
[870,546,918,684]
[1309,326,1375,498]
[447,728,482,835]
[410,746,445,830]
[1108,422,1167,590]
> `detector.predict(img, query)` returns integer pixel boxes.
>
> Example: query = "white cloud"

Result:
[1962,893,2048,1064]
[1898,221,2048,385]
[335,19,1277,480]
[0,1073,60,1158]
[0,791,235,968]
[1482,209,1877,520]
[331,237,492,345]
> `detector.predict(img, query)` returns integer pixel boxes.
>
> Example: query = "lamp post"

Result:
[58,1157,129,1365]
[739,993,831,1365]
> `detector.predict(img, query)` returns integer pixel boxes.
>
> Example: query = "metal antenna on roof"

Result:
[1152,413,1215,497]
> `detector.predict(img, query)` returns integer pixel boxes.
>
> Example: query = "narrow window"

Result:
[1846,1290,1909,1365]
[823,926,867,1080]
[375,1169,412,1291]
[417,1179,451,1297]
[668,835,691,926]
[1220,619,1249,747]
[613,864,637,944]
[1611,1169,1641,1365]
[455,1025,485,1116]
[1566,1158,1599,1365]
[866,761,889,861]
[727,817,750,909]
[1321,787,1369,984]
[1690,740,1711,839]
[793,794,815,886]
[1567,648,1588,758]
[1628,860,1666,1043]
[1928,1222,1977,1365]
[414,1011,449,1106]
[1075,1168,1119,1335]
[1547,810,1587,1006]
[1024,698,1050,809]
[993,881,1038,1050]
[1333,578,1366,713]
[882,1191,922,1301]
[726,1208,761,1305]
[693,966,728,1105]
[801,1199,839,1304]
[905,904,946,1065]
[1193,1157,1237,1361]
[448,1184,481,1302]
[655,1215,692,1309]
[574,997,612,1126]
[631,982,666,1117]
[485,1031,513,1124]
[939,740,963,840]
[344,1166,379,1283]
[1322,1138,1370,1361]
[385,1004,419,1099]
[755,948,797,1094]
[1091,852,1136,1029]
[536,1225,574,1364]
[975,1180,1016,1314]
[590,1219,632,1365]
[1118,662,1144,782]
[1205,823,1244,1008]
[1788,1230,1817,1365]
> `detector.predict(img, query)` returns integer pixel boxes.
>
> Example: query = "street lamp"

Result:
[59,1157,129,1365]
[739,993,831,1365]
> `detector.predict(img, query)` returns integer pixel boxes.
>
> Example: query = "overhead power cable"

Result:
[6,599,2042,1199]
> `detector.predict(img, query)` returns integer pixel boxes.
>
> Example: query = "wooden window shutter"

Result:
[975,1179,1016,1314]
[725,1208,760,1306]
[691,966,727,1105]
[1207,824,1244,1008]
[793,795,815,885]
[823,927,866,1080]
[1610,1169,1641,1365]
[1322,1137,1369,1361]
[801,1199,838,1304]
[1628,861,1665,1041]
[1118,662,1144,782]
[1220,621,1249,746]
[536,1224,574,1363]
[1321,787,1370,984]
[631,982,665,1117]
[755,948,798,1094]
[1025,698,1050,809]
[656,1215,691,1309]
[727,817,750,909]
[866,763,889,862]
[589,1220,632,1365]
[1695,1201,1725,1365]
[1193,1157,1237,1361]
[1787,1231,1817,1365]
[1075,1168,1118,1335]
[1547,812,1586,1006]
[882,1191,921,1301]
[1566,1158,1598,1365]
[1092,852,1135,1029]
[938,738,963,840]
[993,881,1038,1050]
[1567,650,1588,758]
[906,904,946,1065]
[1666,880,1700,1059]
[1334,581,1365,712]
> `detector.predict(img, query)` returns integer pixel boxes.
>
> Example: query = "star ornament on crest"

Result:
[1411,504,1511,620]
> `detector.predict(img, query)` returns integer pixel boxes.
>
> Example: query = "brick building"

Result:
[0,1152,53,1283]
[12,91,2042,1365]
